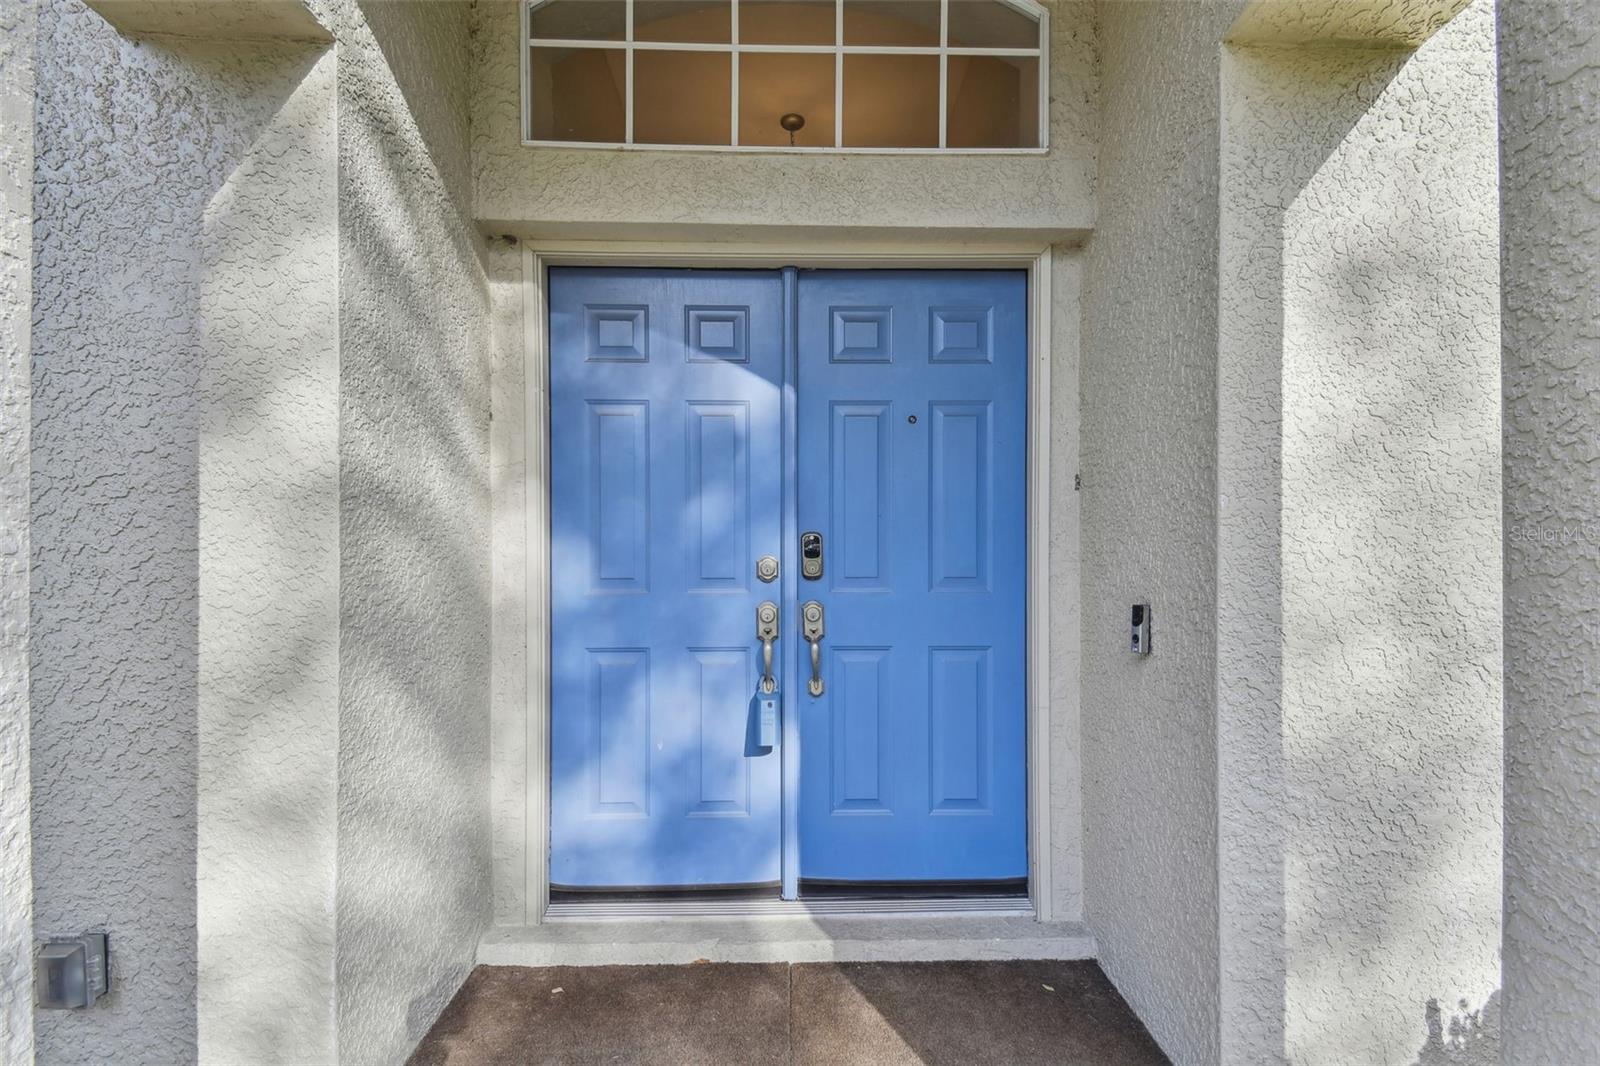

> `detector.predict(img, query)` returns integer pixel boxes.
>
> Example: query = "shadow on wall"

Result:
[1221,1,1504,1060]
[31,2,342,1059]
[1413,990,1499,1066]
[329,3,494,1058]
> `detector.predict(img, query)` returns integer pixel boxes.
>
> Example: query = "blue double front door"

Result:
[549,267,1027,894]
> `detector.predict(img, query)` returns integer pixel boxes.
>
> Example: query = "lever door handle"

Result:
[801,601,825,696]
[757,601,779,693]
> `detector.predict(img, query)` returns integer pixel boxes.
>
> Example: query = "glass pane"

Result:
[634,50,732,143]
[842,0,939,46]
[634,0,731,43]
[529,0,626,41]
[739,52,835,146]
[842,53,937,146]
[947,0,1039,49]
[529,46,626,141]
[947,53,1039,148]
[739,0,835,45]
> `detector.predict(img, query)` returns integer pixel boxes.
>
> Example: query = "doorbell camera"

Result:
[1131,603,1152,656]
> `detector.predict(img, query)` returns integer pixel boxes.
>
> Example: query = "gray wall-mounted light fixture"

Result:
[35,932,109,1010]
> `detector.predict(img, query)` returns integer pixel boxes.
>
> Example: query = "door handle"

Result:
[757,601,779,693]
[802,601,825,696]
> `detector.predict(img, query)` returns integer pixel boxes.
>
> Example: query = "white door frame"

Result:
[521,240,1055,924]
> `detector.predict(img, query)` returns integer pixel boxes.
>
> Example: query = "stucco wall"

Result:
[1499,0,1600,1060]
[1079,4,1238,1064]
[1278,14,1501,1063]
[487,240,528,926]
[196,40,338,1066]
[1219,3,1503,1063]
[30,1,490,1061]
[468,0,1097,239]
[1,0,35,1059]
[30,4,343,1059]
[312,1,494,1060]
[1047,247,1086,924]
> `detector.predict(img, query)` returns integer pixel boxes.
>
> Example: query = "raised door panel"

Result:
[928,401,991,591]
[588,649,651,816]
[831,403,892,589]
[829,647,892,813]
[588,401,651,591]
[686,402,750,590]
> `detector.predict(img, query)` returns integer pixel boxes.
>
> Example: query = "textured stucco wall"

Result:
[196,40,338,1066]
[1219,4,1503,1063]
[468,0,1097,238]
[1,0,35,1060]
[1228,0,1473,46]
[1047,248,1086,924]
[1499,0,1600,1061]
[487,240,527,926]
[311,1,494,1060]
[30,3,341,1059]
[1278,13,1501,1063]
[1080,5,1238,1063]
[1217,37,1293,1063]
[31,0,490,1060]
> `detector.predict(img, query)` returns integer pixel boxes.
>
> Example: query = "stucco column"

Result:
[1498,0,1600,1061]
[1,0,36,1060]
[1217,2,1502,1062]
[195,41,339,1066]
[31,2,336,1060]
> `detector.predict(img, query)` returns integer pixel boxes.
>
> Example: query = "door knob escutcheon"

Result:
[757,601,779,693]
[801,601,825,696]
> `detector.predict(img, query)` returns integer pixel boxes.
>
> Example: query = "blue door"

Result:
[549,268,785,889]
[549,267,1027,891]
[795,270,1029,885]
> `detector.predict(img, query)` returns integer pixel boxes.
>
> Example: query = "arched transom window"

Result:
[522,0,1048,151]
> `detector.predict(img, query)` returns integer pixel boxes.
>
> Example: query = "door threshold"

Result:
[543,893,1036,922]
[480,913,1096,968]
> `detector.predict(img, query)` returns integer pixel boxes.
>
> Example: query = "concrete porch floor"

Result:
[408,960,1169,1065]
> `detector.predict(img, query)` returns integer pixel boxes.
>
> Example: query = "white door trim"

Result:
[521,241,1054,924]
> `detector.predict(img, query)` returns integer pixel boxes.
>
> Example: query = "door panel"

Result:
[796,270,1028,883]
[549,268,784,889]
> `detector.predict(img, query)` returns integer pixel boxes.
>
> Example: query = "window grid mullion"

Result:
[938,0,948,149]
[521,0,531,141]
[731,0,740,145]
[1036,5,1048,149]
[624,0,635,144]
[834,0,843,148]
[525,39,1041,57]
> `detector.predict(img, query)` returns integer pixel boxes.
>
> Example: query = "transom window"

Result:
[522,0,1048,151]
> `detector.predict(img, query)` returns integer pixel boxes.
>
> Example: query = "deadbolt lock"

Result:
[801,532,823,580]
[756,555,779,583]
